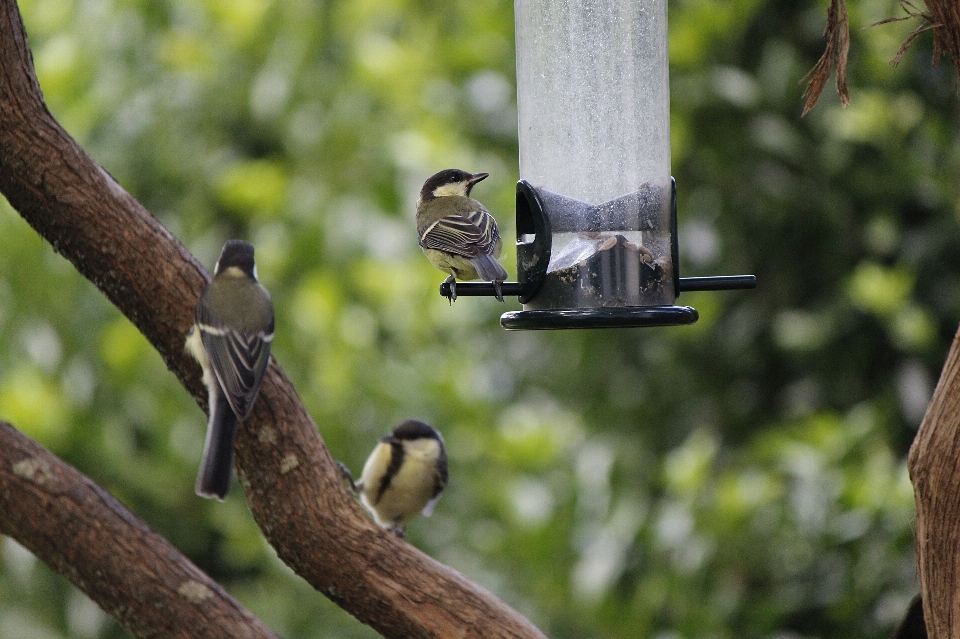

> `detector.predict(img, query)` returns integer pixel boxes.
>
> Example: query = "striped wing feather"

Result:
[419,205,501,258]
[197,306,272,420]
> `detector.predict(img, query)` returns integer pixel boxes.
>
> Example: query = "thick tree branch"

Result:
[0,421,281,639]
[909,326,960,639]
[0,0,547,637]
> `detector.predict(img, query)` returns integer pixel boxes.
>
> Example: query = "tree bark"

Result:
[0,0,548,637]
[0,421,282,639]
[910,327,960,638]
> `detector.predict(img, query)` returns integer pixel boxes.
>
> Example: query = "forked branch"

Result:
[0,0,546,637]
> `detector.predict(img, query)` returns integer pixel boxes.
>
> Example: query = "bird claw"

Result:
[493,279,504,303]
[337,461,358,494]
[443,275,457,304]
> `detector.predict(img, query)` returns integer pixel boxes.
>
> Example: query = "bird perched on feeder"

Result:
[415,168,509,302]
[186,240,274,500]
[339,420,448,537]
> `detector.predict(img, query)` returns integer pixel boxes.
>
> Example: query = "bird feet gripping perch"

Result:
[443,275,457,303]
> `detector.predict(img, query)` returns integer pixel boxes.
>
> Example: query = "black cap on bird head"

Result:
[419,169,489,201]
[384,419,443,443]
[214,240,257,278]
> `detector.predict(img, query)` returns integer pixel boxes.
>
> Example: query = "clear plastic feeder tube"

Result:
[515,0,673,309]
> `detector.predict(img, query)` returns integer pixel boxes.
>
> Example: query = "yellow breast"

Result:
[358,438,443,528]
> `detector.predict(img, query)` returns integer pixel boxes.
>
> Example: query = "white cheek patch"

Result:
[432,182,468,198]
[221,266,246,279]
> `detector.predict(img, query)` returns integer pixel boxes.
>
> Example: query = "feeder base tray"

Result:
[500,305,699,330]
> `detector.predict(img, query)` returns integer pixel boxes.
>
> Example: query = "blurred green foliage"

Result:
[0,0,952,636]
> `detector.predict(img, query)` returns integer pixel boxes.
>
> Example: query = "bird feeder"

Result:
[440,0,754,328]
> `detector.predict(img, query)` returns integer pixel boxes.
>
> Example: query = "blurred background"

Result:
[0,0,955,636]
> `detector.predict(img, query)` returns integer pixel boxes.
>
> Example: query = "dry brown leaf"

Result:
[802,0,850,116]
[804,0,960,114]
[868,0,958,74]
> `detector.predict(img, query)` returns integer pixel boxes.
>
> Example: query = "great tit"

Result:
[416,168,509,302]
[340,420,448,537]
[185,240,274,500]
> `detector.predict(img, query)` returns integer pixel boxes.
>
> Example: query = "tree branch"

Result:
[0,421,281,639]
[0,0,547,637]
[909,326,960,639]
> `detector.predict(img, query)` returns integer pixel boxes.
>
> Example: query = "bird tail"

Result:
[195,386,238,500]
[470,254,509,301]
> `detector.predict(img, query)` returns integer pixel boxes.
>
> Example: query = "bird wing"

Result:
[421,442,448,517]
[419,204,501,258]
[196,303,273,420]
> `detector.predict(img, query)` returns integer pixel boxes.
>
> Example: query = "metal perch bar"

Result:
[441,276,755,299]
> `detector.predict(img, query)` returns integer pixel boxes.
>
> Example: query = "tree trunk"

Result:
[910,325,960,638]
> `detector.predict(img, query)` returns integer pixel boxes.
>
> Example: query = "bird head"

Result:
[386,419,445,445]
[418,169,489,204]
[213,240,258,280]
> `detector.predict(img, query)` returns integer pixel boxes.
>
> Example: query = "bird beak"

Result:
[468,172,489,186]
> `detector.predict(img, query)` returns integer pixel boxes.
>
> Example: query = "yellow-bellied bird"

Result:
[185,240,274,500]
[416,168,508,302]
[342,420,448,536]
